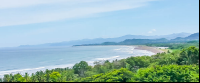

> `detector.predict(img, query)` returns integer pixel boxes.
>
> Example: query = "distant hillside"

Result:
[19,32,191,47]
[118,33,199,45]
[171,32,199,41]
[184,32,199,40]
[74,32,199,46]
[156,32,191,40]
[115,32,191,40]
[74,38,187,46]
[118,38,169,45]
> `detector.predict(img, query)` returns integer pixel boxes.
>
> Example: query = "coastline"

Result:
[134,45,165,54]
[0,45,163,78]
[73,45,165,54]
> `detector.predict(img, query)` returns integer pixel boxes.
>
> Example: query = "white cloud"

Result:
[0,0,156,27]
[148,29,157,33]
[0,0,100,9]
[148,31,153,33]
[152,29,156,31]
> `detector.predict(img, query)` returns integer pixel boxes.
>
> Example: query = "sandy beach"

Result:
[74,45,165,54]
[134,45,165,54]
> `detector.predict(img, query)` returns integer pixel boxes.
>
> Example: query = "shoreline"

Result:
[73,45,165,54]
[134,45,165,54]
[0,45,163,78]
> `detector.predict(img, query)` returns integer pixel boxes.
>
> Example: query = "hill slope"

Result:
[185,32,199,40]
[19,32,191,47]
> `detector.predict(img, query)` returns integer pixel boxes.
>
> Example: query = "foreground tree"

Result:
[50,72,61,82]
[126,56,150,71]
[3,74,10,82]
[24,72,31,82]
[78,68,134,82]
[73,61,89,77]
[0,78,2,82]
[178,46,199,65]
[44,69,51,82]
[133,65,199,82]
[13,73,25,82]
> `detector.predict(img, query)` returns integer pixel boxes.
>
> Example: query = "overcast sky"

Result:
[0,0,199,47]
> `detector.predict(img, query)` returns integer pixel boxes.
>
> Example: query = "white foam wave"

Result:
[95,56,120,61]
[114,49,121,50]
[0,67,45,77]
[0,64,74,78]
[0,46,155,78]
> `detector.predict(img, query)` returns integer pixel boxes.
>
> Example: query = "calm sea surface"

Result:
[0,46,154,77]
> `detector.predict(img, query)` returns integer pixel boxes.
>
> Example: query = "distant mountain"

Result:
[19,32,191,47]
[171,32,199,41]
[117,33,199,45]
[184,32,199,40]
[75,33,199,46]
[118,38,169,45]
[159,32,192,40]
[108,32,191,41]
[75,37,188,46]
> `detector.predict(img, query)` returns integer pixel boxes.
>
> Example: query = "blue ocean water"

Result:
[0,46,154,77]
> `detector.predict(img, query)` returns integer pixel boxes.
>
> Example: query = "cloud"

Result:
[148,29,157,33]
[0,0,156,27]
[152,29,156,31]
[148,31,153,33]
[0,0,99,9]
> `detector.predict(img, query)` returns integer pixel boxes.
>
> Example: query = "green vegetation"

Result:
[74,38,199,47]
[77,68,134,82]
[146,40,199,49]
[1,45,199,82]
[78,65,199,82]
[133,65,199,82]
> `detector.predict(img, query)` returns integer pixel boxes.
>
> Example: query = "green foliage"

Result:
[0,78,2,82]
[119,38,169,45]
[30,73,38,82]
[73,61,89,77]
[13,73,26,82]
[24,72,31,82]
[133,65,199,82]
[149,51,180,66]
[177,46,199,65]
[49,72,61,82]
[44,69,51,82]
[126,56,151,71]
[146,41,199,49]
[102,42,118,45]
[78,68,134,82]
[85,71,98,77]
[3,74,10,82]
[187,40,199,43]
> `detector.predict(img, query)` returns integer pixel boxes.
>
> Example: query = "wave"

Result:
[95,56,120,61]
[0,46,155,78]
[113,47,135,51]
[116,47,155,56]
[0,67,45,77]
[0,55,123,78]
[0,64,74,78]
[114,49,121,50]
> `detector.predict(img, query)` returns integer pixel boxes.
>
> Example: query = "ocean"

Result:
[0,46,154,78]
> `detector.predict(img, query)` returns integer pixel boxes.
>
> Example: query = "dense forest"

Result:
[0,42,199,82]
[146,40,199,49]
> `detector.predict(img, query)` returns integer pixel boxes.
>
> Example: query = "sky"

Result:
[0,0,199,47]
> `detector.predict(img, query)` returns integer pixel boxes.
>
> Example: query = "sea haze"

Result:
[0,46,154,77]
